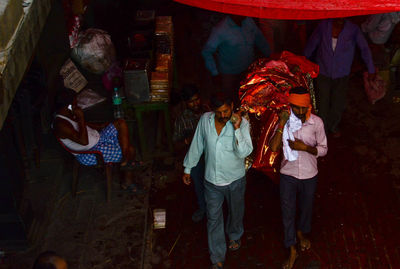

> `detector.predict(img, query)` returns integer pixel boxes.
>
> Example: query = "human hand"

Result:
[231,112,242,129]
[279,110,290,125]
[368,72,376,81]
[288,138,308,151]
[182,173,191,185]
[73,107,85,121]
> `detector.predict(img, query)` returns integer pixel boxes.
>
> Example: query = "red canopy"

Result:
[174,0,400,19]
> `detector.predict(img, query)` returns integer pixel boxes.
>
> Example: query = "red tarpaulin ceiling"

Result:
[174,0,400,20]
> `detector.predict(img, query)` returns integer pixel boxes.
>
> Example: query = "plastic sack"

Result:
[71,29,116,74]
[76,88,107,110]
[363,71,386,104]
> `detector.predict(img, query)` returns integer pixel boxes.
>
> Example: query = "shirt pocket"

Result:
[221,136,234,151]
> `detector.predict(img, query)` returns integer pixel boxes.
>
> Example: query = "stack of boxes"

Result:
[150,16,173,102]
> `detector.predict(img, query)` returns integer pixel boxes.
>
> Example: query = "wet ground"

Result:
[1,2,400,268]
[142,4,400,268]
[146,75,400,268]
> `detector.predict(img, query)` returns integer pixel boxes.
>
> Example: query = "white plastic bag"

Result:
[71,29,116,74]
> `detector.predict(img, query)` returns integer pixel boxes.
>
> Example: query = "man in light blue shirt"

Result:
[182,93,253,269]
[202,15,270,105]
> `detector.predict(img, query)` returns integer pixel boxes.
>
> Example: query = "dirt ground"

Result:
[144,76,400,269]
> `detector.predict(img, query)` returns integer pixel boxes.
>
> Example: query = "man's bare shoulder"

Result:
[54,116,75,136]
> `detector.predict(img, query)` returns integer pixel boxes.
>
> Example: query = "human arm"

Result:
[173,115,196,153]
[173,115,186,143]
[232,115,253,158]
[182,116,206,183]
[303,22,323,59]
[269,110,289,152]
[287,139,318,155]
[289,117,327,156]
[55,109,89,145]
[253,20,271,57]
[356,26,376,74]
[201,26,222,76]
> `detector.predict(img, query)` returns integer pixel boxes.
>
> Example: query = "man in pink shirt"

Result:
[269,87,328,269]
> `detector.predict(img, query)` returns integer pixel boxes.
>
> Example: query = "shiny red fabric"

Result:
[240,51,319,182]
[174,0,400,20]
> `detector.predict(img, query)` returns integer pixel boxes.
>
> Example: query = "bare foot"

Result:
[297,230,311,251]
[282,246,297,269]
[121,160,128,167]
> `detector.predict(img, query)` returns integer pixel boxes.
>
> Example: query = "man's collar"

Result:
[208,112,214,120]
[226,16,247,28]
[304,114,315,125]
[208,112,232,127]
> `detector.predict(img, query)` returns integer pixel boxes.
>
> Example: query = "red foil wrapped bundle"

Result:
[240,51,319,183]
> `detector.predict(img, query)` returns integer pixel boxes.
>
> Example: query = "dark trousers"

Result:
[280,173,317,248]
[191,155,206,211]
[315,74,349,133]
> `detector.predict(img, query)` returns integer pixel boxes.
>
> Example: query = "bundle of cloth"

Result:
[238,51,319,182]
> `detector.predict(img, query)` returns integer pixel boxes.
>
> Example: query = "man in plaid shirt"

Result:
[174,84,207,222]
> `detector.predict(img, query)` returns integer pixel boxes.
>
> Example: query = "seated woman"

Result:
[53,89,143,193]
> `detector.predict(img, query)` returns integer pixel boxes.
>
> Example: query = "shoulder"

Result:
[309,114,324,128]
[244,17,256,26]
[311,21,325,35]
[174,112,186,124]
[345,20,361,33]
[54,115,72,129]
[54,117,73,138]
[214,17,229,31]
[319,20,329,28]
[200,112,213,122]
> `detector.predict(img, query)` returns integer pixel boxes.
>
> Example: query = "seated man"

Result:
[53,89,142,192]
[32,251,68,269]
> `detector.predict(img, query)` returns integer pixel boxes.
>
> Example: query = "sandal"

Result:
[228,239,241,251]
[299,238,311,251]
[121,183,147,195]
[210,261,224,269]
